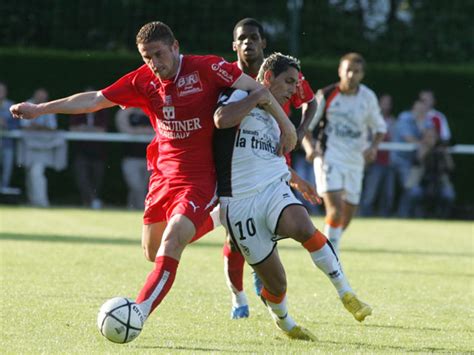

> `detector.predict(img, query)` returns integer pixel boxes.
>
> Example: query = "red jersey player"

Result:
[10,21,297,338]
[224,18,319,319]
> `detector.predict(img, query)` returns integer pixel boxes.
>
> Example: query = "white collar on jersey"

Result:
[173,55,184,84]
[156,54,183,85]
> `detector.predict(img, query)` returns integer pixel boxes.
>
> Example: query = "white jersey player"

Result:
[214,87,291,200]
[303,53,387,252]
[213,53,372,342]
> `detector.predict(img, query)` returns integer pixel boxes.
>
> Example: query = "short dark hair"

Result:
[257,52,300,82]
[340,52,366,70]
[233,18,265,40]
[136,21,175,46]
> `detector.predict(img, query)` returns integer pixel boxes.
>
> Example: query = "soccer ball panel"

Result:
[100,315,128,343]
[97,297,144,344]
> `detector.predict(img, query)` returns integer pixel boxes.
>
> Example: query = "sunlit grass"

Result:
[1,206,473,353]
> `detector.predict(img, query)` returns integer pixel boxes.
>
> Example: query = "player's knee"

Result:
[291,220,316,242]
[142,245,157,262]
[159,228,191,258]
[327,209,342,223]
[159,237,185,256]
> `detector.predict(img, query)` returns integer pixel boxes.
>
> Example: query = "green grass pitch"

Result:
[1,206,473,353]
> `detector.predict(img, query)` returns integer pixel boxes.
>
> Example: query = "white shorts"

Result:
[219,180,302,265]
[314,157,363,205]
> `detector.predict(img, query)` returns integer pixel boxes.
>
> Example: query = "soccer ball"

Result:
[97,297,145,343]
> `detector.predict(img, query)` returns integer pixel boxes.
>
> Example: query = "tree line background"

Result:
[1,0,473,62]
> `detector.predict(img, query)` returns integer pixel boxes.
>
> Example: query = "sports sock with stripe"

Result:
[136,255,179,319]
[223,242,245,293]
[303,230,353,297]
[261,288,296,332]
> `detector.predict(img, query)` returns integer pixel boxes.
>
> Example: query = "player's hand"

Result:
[290,174,322,205]
[277,123,297,156]
[10,102,42,120]
[363,146,378,164]
[253,87,272,107]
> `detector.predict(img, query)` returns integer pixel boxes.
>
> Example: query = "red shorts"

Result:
[143,171,217,229]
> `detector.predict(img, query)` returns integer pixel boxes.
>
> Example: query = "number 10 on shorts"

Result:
[234,218,256,240]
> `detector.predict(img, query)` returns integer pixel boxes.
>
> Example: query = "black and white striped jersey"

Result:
[213,89,290,197]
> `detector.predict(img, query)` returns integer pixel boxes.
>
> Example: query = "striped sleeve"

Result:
[217,88,249,108]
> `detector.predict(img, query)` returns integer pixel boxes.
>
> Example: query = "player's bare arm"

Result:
[288,167,321,205]
[296,98,317,143]
[363,132,384,164]
[232,74,297,154]
[302,91,325,160]
[10,91,116,120]
[214,87,271,129]
[301,132,317,162]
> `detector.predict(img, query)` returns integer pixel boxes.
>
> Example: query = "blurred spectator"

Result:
[404,128,455,218]
[391,100,432,217]
[0,82,19,190]
[419,90,451,144]
[360,94,397,216]
[18,88,66,207]
[115,107,153,209]
[69,92,109,209]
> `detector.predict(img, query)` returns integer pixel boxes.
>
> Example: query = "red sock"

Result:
[223,242,245,292]
[190,215,214,243]
[136,255,179,317]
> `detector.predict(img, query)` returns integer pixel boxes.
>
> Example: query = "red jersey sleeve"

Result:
[290,74,315,109]
[101,67,149,109]
[200,56,243,89]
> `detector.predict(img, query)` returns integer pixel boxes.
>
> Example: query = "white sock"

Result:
[263,294,296,332]
[223,257,248,308]
[324,223,343,251]
[309,243,353,297]
[231,290,248,308]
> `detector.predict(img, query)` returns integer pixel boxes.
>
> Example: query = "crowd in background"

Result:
[293,89,455,219]
[0,82,153,210]
[0,82,456,218]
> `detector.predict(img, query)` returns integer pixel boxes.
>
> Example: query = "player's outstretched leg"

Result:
[260,287,317,341]
[136,215,195,321]
[302,230,372,322]
[136,255,179,319]
[223,240,249,319]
